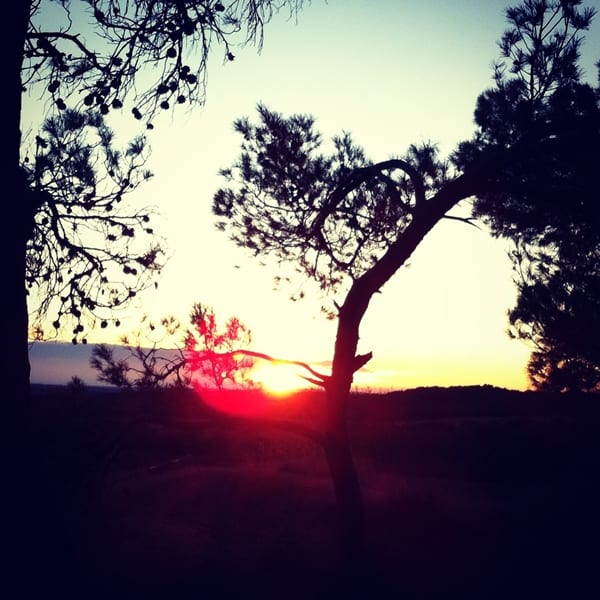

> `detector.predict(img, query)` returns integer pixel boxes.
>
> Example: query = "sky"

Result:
[25,0,600,391]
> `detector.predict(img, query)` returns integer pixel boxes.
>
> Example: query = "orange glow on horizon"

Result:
[190,360,315,417]
[192,382,307,419]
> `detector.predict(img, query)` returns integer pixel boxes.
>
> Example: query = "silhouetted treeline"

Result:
[31,382,599,423]
[370,385,600,420]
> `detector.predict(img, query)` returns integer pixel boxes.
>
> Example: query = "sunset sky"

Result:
[25,0,600,391]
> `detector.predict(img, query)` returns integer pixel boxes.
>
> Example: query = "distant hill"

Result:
[29,341,180,388]
[376,385,599,419]
[30,382,120,397]
[30,341,102,387]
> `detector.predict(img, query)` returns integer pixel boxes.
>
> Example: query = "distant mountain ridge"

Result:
[29,340,178,388]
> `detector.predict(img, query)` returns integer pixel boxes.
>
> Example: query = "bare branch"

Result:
[193,348,330,387]
[442,214,482,229]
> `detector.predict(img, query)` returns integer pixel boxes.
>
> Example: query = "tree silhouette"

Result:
[9,0,305,407]
[91,302,255,390]
[454,0,599,391]
[91,314,188,389]
[185,302,255,390]
[213,0,597,566]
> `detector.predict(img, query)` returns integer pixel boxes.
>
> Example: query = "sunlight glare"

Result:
[252,362,305,396]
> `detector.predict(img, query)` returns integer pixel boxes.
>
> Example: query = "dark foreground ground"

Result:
[15,385,600,599]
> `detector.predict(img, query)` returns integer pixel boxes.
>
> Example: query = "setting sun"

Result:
[251,362,308,396]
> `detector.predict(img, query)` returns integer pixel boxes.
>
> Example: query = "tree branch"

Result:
[27,31,101,68]
[191,348,330,387]
[312,157,425,239]
[442,214,481,229]
[352,351,373,373]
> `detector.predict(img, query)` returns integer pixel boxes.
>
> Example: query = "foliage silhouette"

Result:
[24,109,163,345]
[213,0,598,566]
[91,303,255,390]
[185,302,256,390]
[453,0,600,391]
[507,240,600,391]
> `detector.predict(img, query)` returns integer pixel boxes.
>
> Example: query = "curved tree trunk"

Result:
[319,178,479,570]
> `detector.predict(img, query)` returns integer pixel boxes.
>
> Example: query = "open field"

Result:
[23,384,600,598]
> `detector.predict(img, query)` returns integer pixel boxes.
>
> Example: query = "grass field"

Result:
[25,384,600,599]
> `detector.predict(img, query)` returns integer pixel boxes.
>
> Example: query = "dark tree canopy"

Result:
[455,2,598,230]
[508,236,600,392]
[25,0,304,123]
[454,0,600,391]
[23,109,162,343]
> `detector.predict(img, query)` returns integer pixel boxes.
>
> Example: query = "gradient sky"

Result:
[25,0,600,390]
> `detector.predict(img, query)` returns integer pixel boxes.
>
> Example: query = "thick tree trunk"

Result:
[322,423,366,569]
[319,353,369,572]
[5,0,31,412]
[3,4,85,595]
